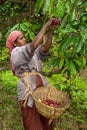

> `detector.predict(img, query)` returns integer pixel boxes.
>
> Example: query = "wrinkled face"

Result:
[14,32,26,47]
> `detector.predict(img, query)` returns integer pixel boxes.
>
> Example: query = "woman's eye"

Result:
[20,36,24,40]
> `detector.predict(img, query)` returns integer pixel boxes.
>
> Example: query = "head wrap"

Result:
[6,30,21,75]
[6,30,21,54]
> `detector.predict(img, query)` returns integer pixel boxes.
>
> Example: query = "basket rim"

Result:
[34,98,70,110]
[32,86,70,109]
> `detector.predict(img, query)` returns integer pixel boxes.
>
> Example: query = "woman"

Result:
[6,18,60,130]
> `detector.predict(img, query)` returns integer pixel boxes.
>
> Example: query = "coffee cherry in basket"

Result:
[41,99,60,108]
[42,99,48,105]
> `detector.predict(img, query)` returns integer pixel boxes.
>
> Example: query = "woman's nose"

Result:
[23,37,26,44]
[23,37,26,41]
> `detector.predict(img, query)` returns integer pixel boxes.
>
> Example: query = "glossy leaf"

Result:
[69,60,77,77]
[55,0,65,18]
[59,57,64,69]
[43,0,51,14]
[35,0,45,15]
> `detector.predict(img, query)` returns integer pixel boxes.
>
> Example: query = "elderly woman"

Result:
[6,18,60,130]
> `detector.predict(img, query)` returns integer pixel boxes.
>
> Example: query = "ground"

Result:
[0,67,87,130]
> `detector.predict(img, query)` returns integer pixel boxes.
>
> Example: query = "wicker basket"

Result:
[32,86,70,124]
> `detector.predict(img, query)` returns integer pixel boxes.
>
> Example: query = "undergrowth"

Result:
[0,70,87,130]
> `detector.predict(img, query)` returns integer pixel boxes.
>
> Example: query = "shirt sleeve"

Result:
[22,44,34,60]
[11,44,34,67]
[35,45,49,60]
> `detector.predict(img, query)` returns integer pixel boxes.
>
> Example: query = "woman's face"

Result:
[14,32,26,47]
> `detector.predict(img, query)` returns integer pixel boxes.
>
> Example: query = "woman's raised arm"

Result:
[30,18,59,52]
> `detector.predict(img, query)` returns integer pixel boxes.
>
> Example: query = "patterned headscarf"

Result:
[6,30,21,75]
[6,30,21,54]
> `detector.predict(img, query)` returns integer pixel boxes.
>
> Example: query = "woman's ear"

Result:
[13,42,16,47]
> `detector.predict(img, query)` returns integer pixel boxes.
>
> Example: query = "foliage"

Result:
[35,0,65,18]
[0,0,87,77]
[34,0,87,77]
[0,70,23,130]
[0,70,18,88]
[0,1,87,129]
[0,19,41,64]
[0,47,9,63]
[0,1,21,17]
[4,19,41,42]
[47,73,87,128]
[0,70,87,129]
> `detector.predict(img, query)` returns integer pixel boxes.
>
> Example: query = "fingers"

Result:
[49,25,55,31]
[46,18,61,30]
[49,18,61,31]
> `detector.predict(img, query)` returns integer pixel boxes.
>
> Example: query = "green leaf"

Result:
[43,0,51,15]
[65,57,70,68]
[49,0,55,16]
[74,59,82,69]
[82,29,87,40]
[76,40,82,53]
[35,0,45,15]
[22,20,32,28]
[56,0,65,18]
[59,57,64,69]
[59,35,74,52]
[82,15,87,22]
[65,1,70,14]
[81,55,86,67]
[71,9,76,21]
[80,55,86,68]
[19,24,26,31]
[69,60,77,77]
[29,31,35,40]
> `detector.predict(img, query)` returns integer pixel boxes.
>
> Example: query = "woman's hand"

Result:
[52,18,61,26]
[46,18,61,28]
[48,18,61,32]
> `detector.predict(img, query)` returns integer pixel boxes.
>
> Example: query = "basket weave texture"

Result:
[32,86,70,120]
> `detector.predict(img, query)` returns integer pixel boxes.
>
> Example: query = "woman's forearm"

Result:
[41,30,53,52]
[30,19,53,52]
[30,18,60,52]
[41,19,61,52]
[30,25,47,51]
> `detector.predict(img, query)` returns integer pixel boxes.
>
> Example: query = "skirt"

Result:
[20,74,56,130]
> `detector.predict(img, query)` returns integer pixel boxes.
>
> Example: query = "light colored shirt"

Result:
[11,44,50,107]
